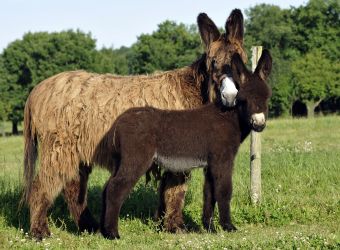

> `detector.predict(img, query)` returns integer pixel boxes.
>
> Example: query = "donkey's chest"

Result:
[154,153,207,172]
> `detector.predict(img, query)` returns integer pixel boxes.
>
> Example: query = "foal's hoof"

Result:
[101,229,120,240]
[203,223,216,233]
[79,221,99,234]
[78,209,99,233]
[30,227,51,241]
[203,217,216,233]
[222,223,237,232]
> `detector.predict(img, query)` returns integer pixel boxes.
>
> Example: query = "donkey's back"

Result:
[26,68,200,163]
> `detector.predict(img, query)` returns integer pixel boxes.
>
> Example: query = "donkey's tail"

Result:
[20,98,38,207]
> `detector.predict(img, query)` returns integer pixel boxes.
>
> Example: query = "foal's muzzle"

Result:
[251,113,266,132]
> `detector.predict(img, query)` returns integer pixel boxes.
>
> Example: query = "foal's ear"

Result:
[254,49,272,81]
[231,53,248,86]
[197,13,220,49]
[225,9,244,43]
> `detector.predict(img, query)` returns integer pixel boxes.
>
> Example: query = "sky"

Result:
[0,0,308,52]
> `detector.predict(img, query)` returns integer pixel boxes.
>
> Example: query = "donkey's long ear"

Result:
[254,49,272,81]
[231,53,248,87]
[197,13,220,49]
[225,9,244,43]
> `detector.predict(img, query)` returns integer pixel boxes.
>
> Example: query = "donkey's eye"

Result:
[211,59,217,68]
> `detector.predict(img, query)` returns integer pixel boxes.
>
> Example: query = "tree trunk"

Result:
[0,121,5,137]
[12,121,18,135]
[306,99,322,118]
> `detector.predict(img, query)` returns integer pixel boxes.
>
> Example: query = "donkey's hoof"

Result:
[164,223,186,234]
[31,227,51,241]
[164,216,186,234]
[222,223,237,232]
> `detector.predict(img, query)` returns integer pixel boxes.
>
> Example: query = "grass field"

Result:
[0,116,339,249]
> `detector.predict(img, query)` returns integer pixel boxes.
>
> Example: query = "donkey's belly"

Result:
[154,153,207,172]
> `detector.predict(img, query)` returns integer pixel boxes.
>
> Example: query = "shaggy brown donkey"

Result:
[23,9,247,239]
[100,50,272,239]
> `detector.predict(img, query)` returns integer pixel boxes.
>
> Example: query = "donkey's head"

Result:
[197,9,247,107]
[231,49,272,132]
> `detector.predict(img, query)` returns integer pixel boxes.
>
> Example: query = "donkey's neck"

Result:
[161,56,208,108]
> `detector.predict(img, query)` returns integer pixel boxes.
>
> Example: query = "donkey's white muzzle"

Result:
[220,76,238,107]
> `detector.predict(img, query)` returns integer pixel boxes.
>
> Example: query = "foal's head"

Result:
[197,9,247,107]
[231,50,272,132]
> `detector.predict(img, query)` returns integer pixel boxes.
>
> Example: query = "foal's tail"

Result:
[21,98,38,206]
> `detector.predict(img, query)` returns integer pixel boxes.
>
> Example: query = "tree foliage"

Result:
[291,49,340,117]
[290,0,340,60]
[128,21,202,74]
[1,30,98,132]
[245,0,339,117]
[93,46,130,75]
[245,4,294,53]
[0,56,11,121]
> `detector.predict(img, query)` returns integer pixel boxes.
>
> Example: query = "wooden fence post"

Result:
[250,46,263,204]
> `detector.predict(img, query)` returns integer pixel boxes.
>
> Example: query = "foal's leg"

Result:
[101,159,152,239]
[157,171,190,233]
[62,163,99,233]
[211,161,237,232]
[202,168,216,232]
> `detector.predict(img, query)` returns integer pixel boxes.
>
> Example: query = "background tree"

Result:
[0,56,11,136]
[244,4,298,116]
[128,21,201,74]
[245,0,339,117]
[1,30,97,134]
[290,0,340,60]
[93,46,130,75]
[291,50,339,117]
[289,0,339,117]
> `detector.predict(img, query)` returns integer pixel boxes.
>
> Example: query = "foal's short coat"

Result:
[100,50,272,239]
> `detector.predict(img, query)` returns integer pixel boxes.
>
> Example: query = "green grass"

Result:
[0,116,339,249]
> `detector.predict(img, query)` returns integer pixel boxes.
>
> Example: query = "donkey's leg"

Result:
[202,168,216,232]
[29,172,64,240]
[62,163,99,233]
[211,162,237,232]
[158,171,190,233]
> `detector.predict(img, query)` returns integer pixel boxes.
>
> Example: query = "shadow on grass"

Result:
[0,181,199,235]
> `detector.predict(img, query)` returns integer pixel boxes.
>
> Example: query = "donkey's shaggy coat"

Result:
[100,50,272,239]
[23,9,247,239]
